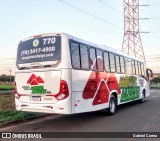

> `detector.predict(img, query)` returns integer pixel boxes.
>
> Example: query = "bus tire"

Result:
[140,90,145,103]
[107,95,116,115]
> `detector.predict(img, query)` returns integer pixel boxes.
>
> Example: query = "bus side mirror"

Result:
[146,69,153,78]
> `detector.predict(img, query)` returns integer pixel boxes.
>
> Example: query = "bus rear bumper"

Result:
[15,99,71,114]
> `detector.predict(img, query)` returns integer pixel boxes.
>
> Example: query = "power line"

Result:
[146,56,160,59]
[98,0,123,15]
[59,0,123,30]
[0,58,16,59]
[150,17,160,20]
[0,65,15,67]
[138,1,160,56]
[146,60,160,62]
[0,62,15,63]
[150,31,160,33]
[0,61,15,62]
[0,63,15,64]
[150,4,160,6]
[0,58,16,61]
[145,4,160,36]
[136,1,158,59]
[0,64,15,65]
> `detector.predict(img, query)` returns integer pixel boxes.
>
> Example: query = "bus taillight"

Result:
[56,80,69,100]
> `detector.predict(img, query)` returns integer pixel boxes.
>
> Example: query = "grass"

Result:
[0,110,41,127]
[150,84,160,89]
[0,94,44,127]
[150,83,160,89]
[0,84,14,90]
[0,94,15,110]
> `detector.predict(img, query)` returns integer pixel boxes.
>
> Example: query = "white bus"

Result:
[15,33,153,115]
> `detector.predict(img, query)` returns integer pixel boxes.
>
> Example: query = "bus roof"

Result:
[19,33,62,43]
[66,33,144,63]
[19,32,144,63]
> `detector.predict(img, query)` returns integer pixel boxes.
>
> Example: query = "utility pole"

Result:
[122,0,147,61]
[9,69,12,83]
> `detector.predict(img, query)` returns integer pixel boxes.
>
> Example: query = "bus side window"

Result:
[89,47,97,70]
[125,58,132,75]
[96,49,104,71]
[136,61,140,75]
[120,56,125,73]
[80,44,89,70]
[109,53,116,72]
[103,51,110,72]
[141,63,145,75]
[135,61,139,75]
[138,62,141,75]
[115,55,120,73]
[70,42,80,69]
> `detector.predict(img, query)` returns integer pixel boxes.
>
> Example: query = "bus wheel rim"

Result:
[110,98,115,113]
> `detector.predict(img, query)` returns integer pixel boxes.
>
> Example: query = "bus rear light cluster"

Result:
[21,104,28,107]
[55,80,69,100]
[56,94,67,100]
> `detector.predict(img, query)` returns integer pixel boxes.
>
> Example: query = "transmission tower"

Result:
[122,0,145,61]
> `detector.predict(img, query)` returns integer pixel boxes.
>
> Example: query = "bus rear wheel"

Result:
[107,95,116,115]
[140,90,145,103]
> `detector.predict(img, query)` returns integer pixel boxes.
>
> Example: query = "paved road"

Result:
[0,90,13,94]
[0,89,160,141]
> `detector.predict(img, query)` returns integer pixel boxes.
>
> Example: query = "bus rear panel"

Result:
[15,33,72,114]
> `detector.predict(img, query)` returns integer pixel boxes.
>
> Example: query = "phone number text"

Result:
[21,46,55,56]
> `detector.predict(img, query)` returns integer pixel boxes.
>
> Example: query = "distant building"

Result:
[153,73,160,78]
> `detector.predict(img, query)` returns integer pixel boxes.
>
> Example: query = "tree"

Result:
[0,74,15,82]
[0,74,7,82]
[151,77,160,85]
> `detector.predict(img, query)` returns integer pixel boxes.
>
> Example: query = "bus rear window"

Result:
[17,36,61,64]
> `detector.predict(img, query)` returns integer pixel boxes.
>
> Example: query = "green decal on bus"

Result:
[30,86,47,94]
[119,76,140,102]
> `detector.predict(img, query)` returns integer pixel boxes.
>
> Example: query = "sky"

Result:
[0,0,160,75]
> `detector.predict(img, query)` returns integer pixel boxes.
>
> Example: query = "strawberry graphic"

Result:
[92,81,109,105]
[107,73,121,95]
[82,57,108,99]
[82,57,121,106]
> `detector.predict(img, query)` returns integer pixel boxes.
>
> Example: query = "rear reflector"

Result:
[42,106,53,109]
[47,106,53,109]
[21,104,28,107]
[33,66,39,69]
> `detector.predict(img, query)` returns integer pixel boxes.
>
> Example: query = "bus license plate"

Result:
[32,96,41,101]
